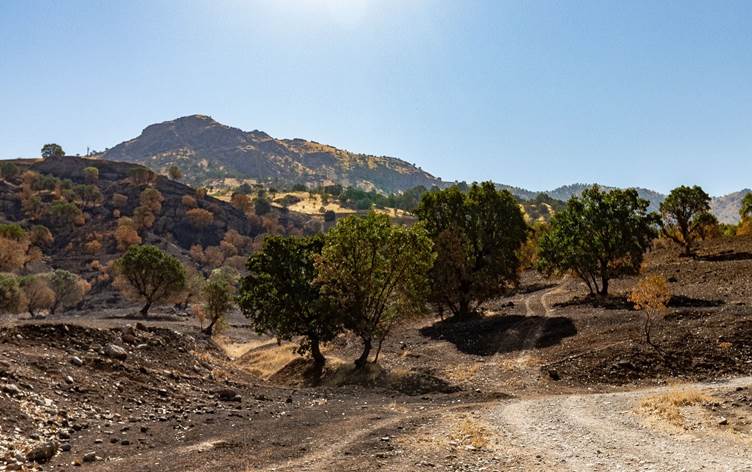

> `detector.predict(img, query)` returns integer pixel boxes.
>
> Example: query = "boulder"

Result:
[104,343,128,361]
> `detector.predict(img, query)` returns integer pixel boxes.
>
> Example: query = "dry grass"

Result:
[235,343,300,379]
[445,363,482,383]
[451,418,490,449]
[640,388,716,426]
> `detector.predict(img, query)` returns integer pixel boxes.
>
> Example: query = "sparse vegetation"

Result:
[629,275,671,347]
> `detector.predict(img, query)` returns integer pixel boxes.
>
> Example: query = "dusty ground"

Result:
[2,235,752,470]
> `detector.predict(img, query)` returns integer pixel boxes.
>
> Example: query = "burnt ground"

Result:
[2,234,752,470]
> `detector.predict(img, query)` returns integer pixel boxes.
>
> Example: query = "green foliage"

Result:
[82,166,99,183]
[41,143,65,159]
[0,224,26,242]
[537,186,658,296]
[73,184,103,208]
[659,185,712,256]
[415,182,527,318]
[0,273,24,314]
[0,162,19,180]
[46,201,83,228]
[316,212,435,368]
[201,268,237,335]
[239,235,340,365]
[114,245,186,316]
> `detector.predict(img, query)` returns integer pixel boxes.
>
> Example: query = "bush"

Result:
[19,275,54,318]
[114,217,141,250]
[254,198,272,216]
[629,275,671,347]
[113,245,186,316]
[46,201,84,228]
[186,208,214,229]
[43,269,91,314]
[181,195,197,208]
[0,273,25,314]
[201,268,237,335]
[83,166,99,184]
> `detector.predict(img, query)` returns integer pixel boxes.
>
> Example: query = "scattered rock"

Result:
[70,356,84,367]
[1,383,21,396]
[82,451,97,463]
[104,343,128,361]
[216,388,241,402]
[26,441,58,463]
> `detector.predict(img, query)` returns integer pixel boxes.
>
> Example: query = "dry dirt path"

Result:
[488,377,752,471]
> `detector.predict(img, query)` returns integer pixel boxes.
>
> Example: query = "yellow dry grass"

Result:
[236,343,299,380]
[452,418,490,449]
[640,388,716,426]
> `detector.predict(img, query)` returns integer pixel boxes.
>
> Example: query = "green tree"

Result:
[41,143,65,159]
[415,182,527,319]
[201,268,237,335]
[238,235,340,366]
[316,213,434,368]
[73,184,103,208]
[537,186,658,296]
[113,245,186,316]
[45,201,83,228]
[659,185,712,256]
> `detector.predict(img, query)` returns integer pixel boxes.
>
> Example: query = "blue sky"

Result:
[1,0,750,195]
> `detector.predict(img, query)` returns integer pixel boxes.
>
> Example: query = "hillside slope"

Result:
[103,115,442,193]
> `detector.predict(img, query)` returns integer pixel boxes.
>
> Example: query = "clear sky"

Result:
[1,0,750,195]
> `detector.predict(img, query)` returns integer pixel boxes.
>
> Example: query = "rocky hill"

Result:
[710,189,751,224]
[102,115,443,193]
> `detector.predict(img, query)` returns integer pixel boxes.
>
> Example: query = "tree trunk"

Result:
[373,336,386,364]
[644,314,652,346]
[310,335,325,366]
[599,276,609,297]
[354,337,372,369]
[140,301,151,317]
[203,317,217,336]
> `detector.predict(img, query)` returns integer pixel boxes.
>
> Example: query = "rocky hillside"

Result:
[102,115,443,193]
[710,189,751,224]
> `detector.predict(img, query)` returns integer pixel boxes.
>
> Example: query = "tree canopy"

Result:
[114,245,186,316]
[659,185,712,256]
[316,213,434,368]
[415,182,527,319]
[239,234,340,366]
[41,143,65,159]
[537,186,658,296]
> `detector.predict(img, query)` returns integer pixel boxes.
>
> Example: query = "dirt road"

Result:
[488,377,752,471]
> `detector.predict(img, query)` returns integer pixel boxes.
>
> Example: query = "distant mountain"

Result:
[499,183,665,212]
[710,189,751,224]
[102,115,443,193]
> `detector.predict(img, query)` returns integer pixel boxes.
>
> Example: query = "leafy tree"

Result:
[43,269,91,314]
[73,184,103,208]
[239,235,340,366]
[316,213,434,368]
[201,268,238,335]
[128,167,156,186]
[41,143,65,159]
[0,225,31,272]
[0,273,25,314]
[537,186,658,296]
[139,188,164,213]
[113,245,186,316]
[659,185,712,256]
[629,275,671,348]
[167,165,183,180]
[19,275,55,318]
[415,182,527,319]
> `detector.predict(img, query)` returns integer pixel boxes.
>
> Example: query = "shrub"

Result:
[167,165,182,180]
[254,197,272,216]
[83,166,99,184]
[0,162,19,181]
[186,208,214,229]
[201,268,237,335]
[46,201,84,228]
[112,193,128,208]
[629,275,671,347]
[133,206,156,229]
[0,273,25,314]
[19,275,55,318]
[181,195,197,208]
[114,217,141,250]
[128,167,156,186]
[43,269,91,314]
[139,188,164,213]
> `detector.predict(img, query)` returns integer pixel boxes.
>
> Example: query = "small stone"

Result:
[104,343,128,361]
[64,375,74,385]
[718,417,729,425]
[70,356,84,367]
[61,443,72,452]
[82,451,97,463]
[1,383,21,396]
